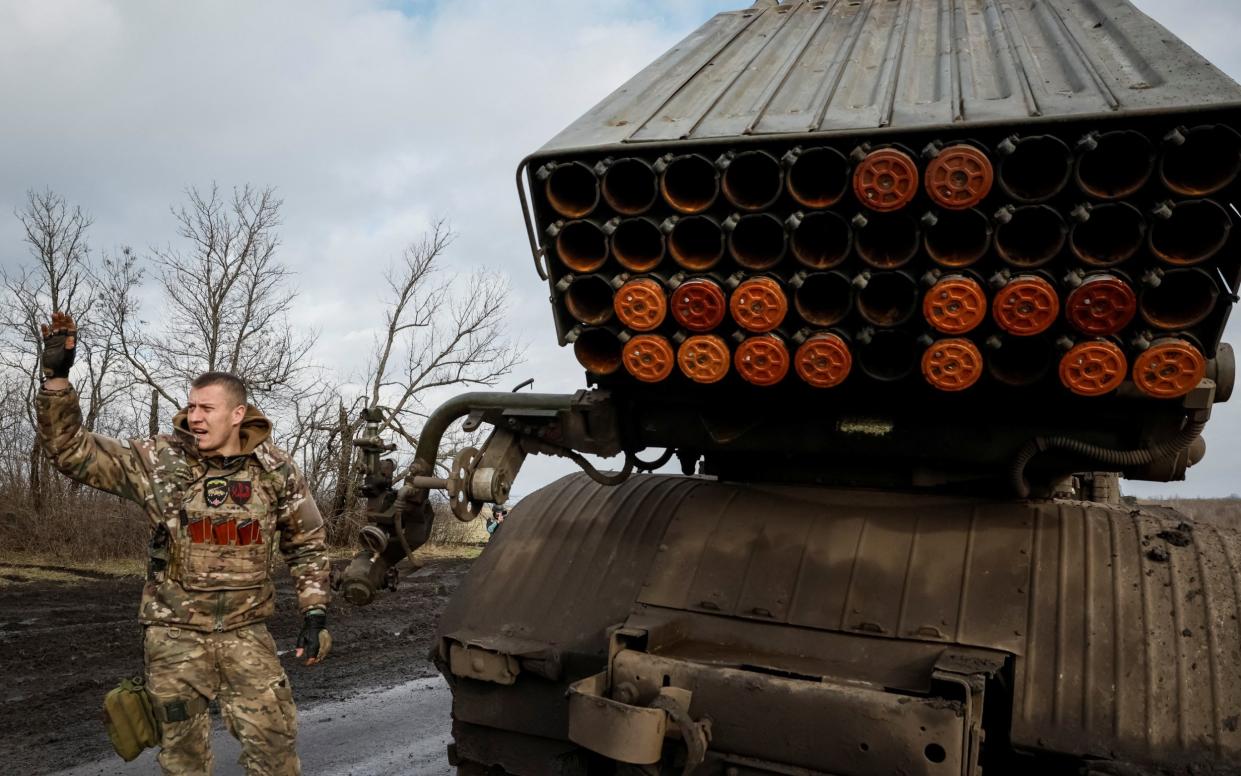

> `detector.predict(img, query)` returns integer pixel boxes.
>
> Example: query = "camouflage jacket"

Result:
[36,386,330,632]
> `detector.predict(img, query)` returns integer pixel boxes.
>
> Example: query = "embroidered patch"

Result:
[229,480,252,506]
[204,477,228,508]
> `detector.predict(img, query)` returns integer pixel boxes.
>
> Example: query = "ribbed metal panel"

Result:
[538,0,1241,153]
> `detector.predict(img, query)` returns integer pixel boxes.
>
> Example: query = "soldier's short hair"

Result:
[191,372,247,408]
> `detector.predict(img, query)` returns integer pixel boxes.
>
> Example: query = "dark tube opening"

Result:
[573,328,623,375]
[858,329,917,382]
[1141,269,1219,329]
[857,272,918,327]
[611,218,665,272]
[787,147,849,209]
[1075,130,1154,199]
[795,272,853,327]
[669,216,725,271]
[995,205,1066,267]
[564,275,616,326]
[1161,124,1241,196]
[602,158,659,215]
[721,150,784,211]
[1071,202,1145,267]
[856,212,919,269]
[661,155,720,214]
[555,220,608,273]
[998,135,1073,203]
[924,209,992,268]
[988,335,1053,386]
[1149,199,1232,265]
[729,213,787,270]
[791,211,851,269]
[546,162,599,218]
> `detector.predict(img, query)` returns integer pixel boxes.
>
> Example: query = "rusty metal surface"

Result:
[539,0,1241,154]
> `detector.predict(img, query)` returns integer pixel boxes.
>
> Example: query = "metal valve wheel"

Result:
[449,446,485,522]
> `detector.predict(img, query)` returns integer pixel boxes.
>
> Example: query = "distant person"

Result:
[486,506,508,536]
[36,312,330,776]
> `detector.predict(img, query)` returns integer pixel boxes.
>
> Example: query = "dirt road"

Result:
[0,551,472,775]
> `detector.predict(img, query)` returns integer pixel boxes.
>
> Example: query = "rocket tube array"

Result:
[541,123,1238,398]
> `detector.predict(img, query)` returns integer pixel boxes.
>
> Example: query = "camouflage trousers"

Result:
[144,623,300,776]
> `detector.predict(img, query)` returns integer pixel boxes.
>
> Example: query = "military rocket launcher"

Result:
[518,0,1240,491]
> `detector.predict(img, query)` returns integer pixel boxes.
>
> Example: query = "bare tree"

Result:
[104,184,316,411]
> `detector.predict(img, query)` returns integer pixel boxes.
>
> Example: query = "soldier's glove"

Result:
[295,608,331,665]
[39,311,77,383]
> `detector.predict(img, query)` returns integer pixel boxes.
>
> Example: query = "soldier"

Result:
[35,312,331,776]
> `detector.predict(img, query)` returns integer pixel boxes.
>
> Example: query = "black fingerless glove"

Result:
[41,330,76,382]
[296,609,332,664]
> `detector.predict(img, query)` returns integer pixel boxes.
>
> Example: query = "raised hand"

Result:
[40,311,77,383]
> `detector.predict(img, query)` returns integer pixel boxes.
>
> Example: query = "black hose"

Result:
[565,449,634,486]
[1010,419,1206,498]
[632,447,675,472]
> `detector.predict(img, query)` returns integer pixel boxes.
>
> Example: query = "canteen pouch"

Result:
[103,676,159,762]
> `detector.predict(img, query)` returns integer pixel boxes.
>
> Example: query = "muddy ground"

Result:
[0,551,474,775]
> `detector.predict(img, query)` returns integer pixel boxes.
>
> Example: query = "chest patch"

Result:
[229,480,252,506]
[204,477,228,508]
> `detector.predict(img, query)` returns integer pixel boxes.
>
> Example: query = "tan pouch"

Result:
[103,676,159,762]
[176,539,271,591]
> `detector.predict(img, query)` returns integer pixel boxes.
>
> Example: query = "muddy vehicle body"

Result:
[343,1,1241,773]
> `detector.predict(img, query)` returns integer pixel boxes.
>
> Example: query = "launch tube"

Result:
[922,338,984,392]
[792,271,853,327]
[599,157,659,215]
[1059,338,1128,397]
[923,274,987,335]
[735,334,790,386]
[994,204,1067,268]
[608,217,665,273]
[670,277,728,332]
[730,276,789,333]
[562,274,615,326]
[1149,198,1232,265]
[856,270,919,327]
[992,274,1060,336]
[539,161,599,218]
[613,277,668,332]
[783,146,849,209]
[719,149,784,211]
[1133,337,1208,398]
[986,334,1054,387]
[572,327,624,375]
[550,219,608,273]
[664,215,725,271]
[922,209,991,268]
[853,211,920,269]
[857,328,917,382]
[677,334,731,384]
[788,210,851,270]
[725,212,787,271]
[656,153,720,214]
[622,334,675,383]
[996,134,1073,203]
[1074,130,1155,199]
[1160,124,1241,196]
[1140,267,1219,329]
[924,143,994,210]
[794,331,852,388]
[852,146,919,212]
[1069,202,1145,267]
[1064,273,1137,336]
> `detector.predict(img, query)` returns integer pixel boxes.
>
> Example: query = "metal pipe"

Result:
[572,327,625,377]
[725,212,787,270]
[783,146,849,209]
[600,157,659,215]
[857,328,917,382]
[657,153,720,214]
[855,270,919,327]
[608,217,665,272]
[1069,202,1145,267]
[1139,267,1220,329]
[664,215,725,271]
[1074,130,1155,199]
[540,161,599,218]
[562,274,615,325]
[996,134,1073,203]
[719,149,784,211]
[788,210,851,269]
[994,204,1066,268]
[853,212,920,269]
[413,391,578,476]
[922,209,991,268]
[986,334,1053,387]
[792,270,853,327]
[1149,198,1232,266]
[1160,124,1241,196]
[550,219,608,273]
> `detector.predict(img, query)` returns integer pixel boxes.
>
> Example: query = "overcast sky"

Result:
[2,0,1239,498]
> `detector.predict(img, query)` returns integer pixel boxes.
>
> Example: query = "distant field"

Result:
[1141,497,1241,529]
